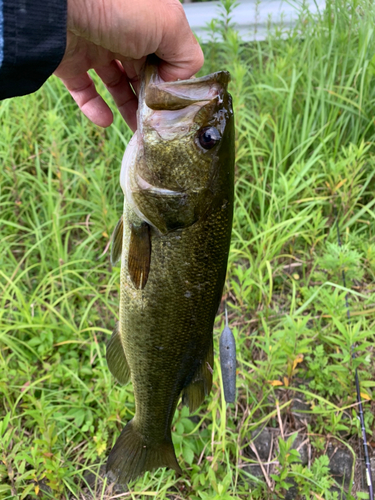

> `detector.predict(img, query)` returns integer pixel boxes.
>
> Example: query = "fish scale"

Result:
[120,206,229,429]
[106,58,234,485]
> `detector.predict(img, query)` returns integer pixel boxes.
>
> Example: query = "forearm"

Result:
[0,0,67,99]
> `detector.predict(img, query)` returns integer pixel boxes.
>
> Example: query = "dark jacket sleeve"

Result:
[0,0,67,99]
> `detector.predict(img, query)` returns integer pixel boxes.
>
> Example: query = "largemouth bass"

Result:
[106,59,234,484]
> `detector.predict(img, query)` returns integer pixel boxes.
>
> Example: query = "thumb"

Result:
[155,2,204,81]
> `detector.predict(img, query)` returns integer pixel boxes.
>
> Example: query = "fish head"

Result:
[121,59,234,233]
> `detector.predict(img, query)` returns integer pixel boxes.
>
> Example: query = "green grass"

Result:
[1,0,375,498]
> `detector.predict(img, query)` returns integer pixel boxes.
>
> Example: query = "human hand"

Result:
[54,0,204,130]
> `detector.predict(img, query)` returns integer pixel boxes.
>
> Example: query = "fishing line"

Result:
[335,209,374,500]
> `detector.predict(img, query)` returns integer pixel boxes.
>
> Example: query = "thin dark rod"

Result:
[335,212,374,500]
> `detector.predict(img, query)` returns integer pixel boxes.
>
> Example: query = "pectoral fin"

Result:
[182,341,213,412]
[128,222,151,289]
[110,216,123,266]
[106,323,130,385]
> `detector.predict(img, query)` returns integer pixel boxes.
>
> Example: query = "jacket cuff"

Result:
[0,0,67,99]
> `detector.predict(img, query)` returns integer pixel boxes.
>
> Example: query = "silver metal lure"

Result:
[219,307,236,403]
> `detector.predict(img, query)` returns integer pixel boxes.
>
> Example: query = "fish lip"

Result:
[151,70,231,92]
[136,61,231,142]
[145,73,230,111]
[138,58,230,113]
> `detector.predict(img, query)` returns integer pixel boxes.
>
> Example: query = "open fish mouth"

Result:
[139,64,230,140]
[142,66,230,110]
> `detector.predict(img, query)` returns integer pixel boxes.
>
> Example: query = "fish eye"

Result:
[198,127,221,150]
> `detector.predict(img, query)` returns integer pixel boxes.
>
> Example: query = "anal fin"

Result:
[106,419,182,485]
[106,323,130,385]
[182,340,213,412]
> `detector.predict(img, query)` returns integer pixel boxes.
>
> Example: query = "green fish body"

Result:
[106,61,235,484]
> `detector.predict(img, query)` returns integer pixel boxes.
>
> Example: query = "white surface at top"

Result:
[183,0,326,41]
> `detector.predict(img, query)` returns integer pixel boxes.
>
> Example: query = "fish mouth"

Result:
[138,55,230,113]
[137,58,230,142]
[143,69,230,111]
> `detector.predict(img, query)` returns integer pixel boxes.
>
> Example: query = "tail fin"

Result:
[106,419,182,485]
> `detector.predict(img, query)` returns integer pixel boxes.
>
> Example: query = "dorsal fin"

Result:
[182,340,213,412]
